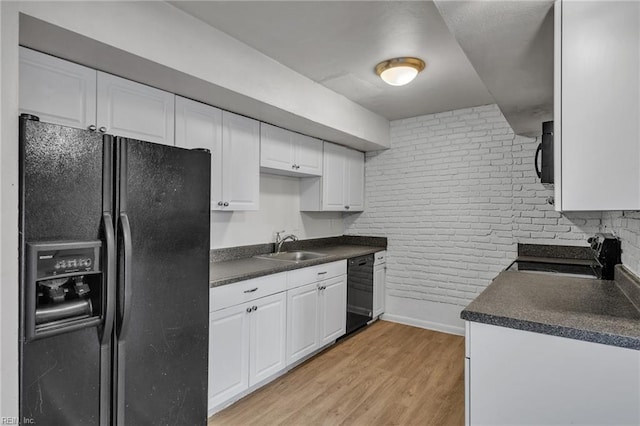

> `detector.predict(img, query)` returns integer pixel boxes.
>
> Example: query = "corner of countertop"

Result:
[615,264,640,312]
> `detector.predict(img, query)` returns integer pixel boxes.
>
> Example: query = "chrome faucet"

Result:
[275,231,298,253]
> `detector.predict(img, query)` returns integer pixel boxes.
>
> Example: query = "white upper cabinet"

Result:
[175,96,223,210]
[294,134,323,176]
[346,147,365,211]
[19,47,97,130]
[175,97,259,211]
[260,123,322,177]
[555,1,640,211]
[300,142,365,212]
[222,111,260,211]
[97,72,175,145]
[19,48,175,146]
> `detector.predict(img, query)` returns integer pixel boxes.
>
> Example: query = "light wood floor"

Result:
[208,320,465,426]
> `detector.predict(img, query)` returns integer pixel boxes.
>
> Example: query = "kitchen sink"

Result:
[255,251,329,262]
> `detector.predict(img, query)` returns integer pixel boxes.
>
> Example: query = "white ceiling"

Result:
[169,1,495,121]
[435,0,554,136]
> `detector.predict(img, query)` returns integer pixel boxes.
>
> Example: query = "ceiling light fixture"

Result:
[375,57,426,87]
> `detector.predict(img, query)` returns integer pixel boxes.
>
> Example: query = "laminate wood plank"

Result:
[209,320,464,426]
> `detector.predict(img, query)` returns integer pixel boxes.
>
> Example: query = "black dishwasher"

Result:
[346,254,375,335]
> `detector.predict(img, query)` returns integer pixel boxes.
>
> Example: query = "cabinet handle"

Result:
[98,126,107,133]
[246,307,252,313]
[252,306,257,311]
[317,271,327,275]
[295,165,300,169]
[88,125,97,131]
[244,288,258,293]
[292,164,297,169]
[223,202,229,207]
[217,201,224,206]
[345,205,350,210]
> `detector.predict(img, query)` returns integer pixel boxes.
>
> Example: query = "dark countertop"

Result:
[461,269,640,350]
[210,245,384,288]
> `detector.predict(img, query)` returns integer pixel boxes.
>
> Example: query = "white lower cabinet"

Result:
[249,293,287,386]
[209,260,347,413]
[208,284,286,412]
[287,282,320,364]
[466,321,640,426]
[208,303,250,409]
[318,276,347,345]
[286,262,347,365]
[372,251,386,317]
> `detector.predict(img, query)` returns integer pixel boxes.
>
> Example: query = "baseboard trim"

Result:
[381,313,465,336]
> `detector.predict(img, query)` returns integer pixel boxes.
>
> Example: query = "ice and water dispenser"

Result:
[25,241,103,340]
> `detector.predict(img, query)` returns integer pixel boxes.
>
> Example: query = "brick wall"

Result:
[602,212,640,277]
[344,104,604,331]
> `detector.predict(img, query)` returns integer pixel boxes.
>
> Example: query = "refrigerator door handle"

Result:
[117,212,133,341]
[101,212,116,345]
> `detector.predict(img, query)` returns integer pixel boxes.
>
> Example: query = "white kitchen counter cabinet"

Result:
[466,321,640,425]
[286,282,320,364]
[249,292,287,387]
[19,48,176,146]
[318,275,347,345]
[260,123,323,177]
[175,97,260,211]
[208,278,286,413]
[300,142,365,212]
[555,0,640,211]
[372,251,386,317]
[208,303,250,409]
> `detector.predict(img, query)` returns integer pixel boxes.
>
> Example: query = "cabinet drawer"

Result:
[287,260,346,290]
[210,272,287,312]
[374,251,386,265]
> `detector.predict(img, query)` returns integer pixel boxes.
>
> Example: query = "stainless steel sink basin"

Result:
[255,251,329,262]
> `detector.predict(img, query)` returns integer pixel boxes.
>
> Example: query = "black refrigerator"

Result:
[18,115,211,425]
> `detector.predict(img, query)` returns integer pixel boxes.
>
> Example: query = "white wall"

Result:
[0,1,20,419]
[211,174,344,248]
[345,104,602,334]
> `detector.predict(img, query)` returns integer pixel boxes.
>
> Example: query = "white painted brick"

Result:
[345,104,640,309]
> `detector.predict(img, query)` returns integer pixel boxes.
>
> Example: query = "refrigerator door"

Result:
[115,138,210,425]
[19,117,114,425]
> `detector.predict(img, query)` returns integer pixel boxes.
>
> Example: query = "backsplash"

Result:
[344,104,605,329]
[602,212,640,277]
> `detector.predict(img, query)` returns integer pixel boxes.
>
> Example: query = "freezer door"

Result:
[115,138,210,425]
[19,117,114,425]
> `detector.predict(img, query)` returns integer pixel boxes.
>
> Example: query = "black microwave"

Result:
[535,121,554,184]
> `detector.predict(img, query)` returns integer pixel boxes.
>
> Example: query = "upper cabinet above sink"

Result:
[260,123,323,177]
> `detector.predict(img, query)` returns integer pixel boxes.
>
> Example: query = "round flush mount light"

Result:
[375,57,426,86]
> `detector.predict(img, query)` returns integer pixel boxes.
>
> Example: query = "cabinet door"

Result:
[249,292,287,387]
[346,148,365,212]
[294,134,323,176]
[221,112,260,211]
[19,47,97,130]
[319,275,347,345]
[97,72,175,145]
[373,263,385,317]
[175,97,223,210]
[322,142,347,211]
[208,304,250,409]
[286,282,319,365]
[558,1,640,210]
[260,123,295,172]
[469,322,640,425]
